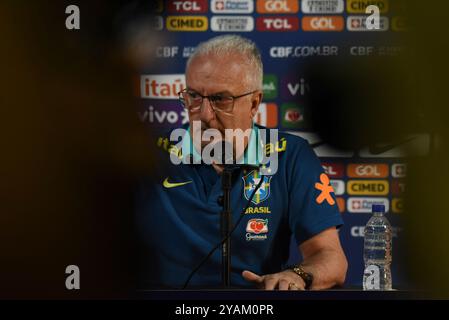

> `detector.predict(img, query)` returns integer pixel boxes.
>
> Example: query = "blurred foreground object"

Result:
[302,0,449,297]
[0,0,161,298]
[402,0,449,298]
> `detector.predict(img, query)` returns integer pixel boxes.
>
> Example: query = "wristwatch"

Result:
[288,265,314,289]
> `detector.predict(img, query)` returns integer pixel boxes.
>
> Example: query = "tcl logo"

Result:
[347,164,388,178]
[167,0,207,13]
[302,16,344,31]
[391,180,406,196]
[321,163,344,178]
[254,103,278,128]
[140,74,186,99]
[257,17,299,31]
[257,0,299,13]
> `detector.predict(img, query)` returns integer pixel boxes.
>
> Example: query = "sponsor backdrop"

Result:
[139,0,419,288]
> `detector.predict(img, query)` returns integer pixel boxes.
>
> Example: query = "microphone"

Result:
[182,139,263,289]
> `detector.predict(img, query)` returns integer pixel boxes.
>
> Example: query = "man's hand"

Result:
[242,270,306,290]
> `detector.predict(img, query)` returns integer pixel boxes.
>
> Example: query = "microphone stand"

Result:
[181,158,262,290]
[220,166,233,288]
[218,138,260,288]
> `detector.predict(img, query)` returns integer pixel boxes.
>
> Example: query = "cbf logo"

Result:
[243,170,272,205]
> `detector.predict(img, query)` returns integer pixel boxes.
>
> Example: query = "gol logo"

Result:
[347,0,389,13]
[256,17,299,31]
[347,180,389,195]
[302,16,344,31]
[166,16,208,31]
[347,164,388,178]
[257,0,299,13]
[246,219,269,234]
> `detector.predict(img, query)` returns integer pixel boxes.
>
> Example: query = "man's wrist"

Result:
[286,264,314,289]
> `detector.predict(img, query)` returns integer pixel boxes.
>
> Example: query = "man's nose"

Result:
[199,97,215,123]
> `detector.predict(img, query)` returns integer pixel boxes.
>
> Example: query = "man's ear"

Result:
[250,91,263,118]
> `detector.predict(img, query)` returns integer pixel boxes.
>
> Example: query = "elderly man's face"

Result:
[185,53,262,150]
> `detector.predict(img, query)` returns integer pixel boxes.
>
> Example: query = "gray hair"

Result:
[186,35,263,90]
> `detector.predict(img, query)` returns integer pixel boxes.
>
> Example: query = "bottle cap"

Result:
[372,204,385,212]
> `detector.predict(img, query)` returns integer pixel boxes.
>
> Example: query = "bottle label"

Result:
[363,265,380,290]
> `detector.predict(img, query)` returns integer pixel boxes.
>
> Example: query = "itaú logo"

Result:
[140,74,186,99]
[257,0,299,13]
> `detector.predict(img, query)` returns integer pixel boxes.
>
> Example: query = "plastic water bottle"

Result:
[363,204,392,290]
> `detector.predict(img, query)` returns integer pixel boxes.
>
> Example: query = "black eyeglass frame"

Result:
[178,88,258,114]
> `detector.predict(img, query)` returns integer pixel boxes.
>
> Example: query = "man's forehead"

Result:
[186,53,250,91]
[189,51,247,66]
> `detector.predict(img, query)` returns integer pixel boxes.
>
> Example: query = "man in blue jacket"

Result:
[136,35,347,290]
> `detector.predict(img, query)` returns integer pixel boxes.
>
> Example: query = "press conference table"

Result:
[138,288,419,300]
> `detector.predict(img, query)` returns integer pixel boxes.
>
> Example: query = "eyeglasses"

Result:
[178,88,258,115]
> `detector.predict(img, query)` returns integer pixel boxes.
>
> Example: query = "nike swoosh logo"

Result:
[368,136,417,155]
[310,141,326,149]
[162,178,192,189]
